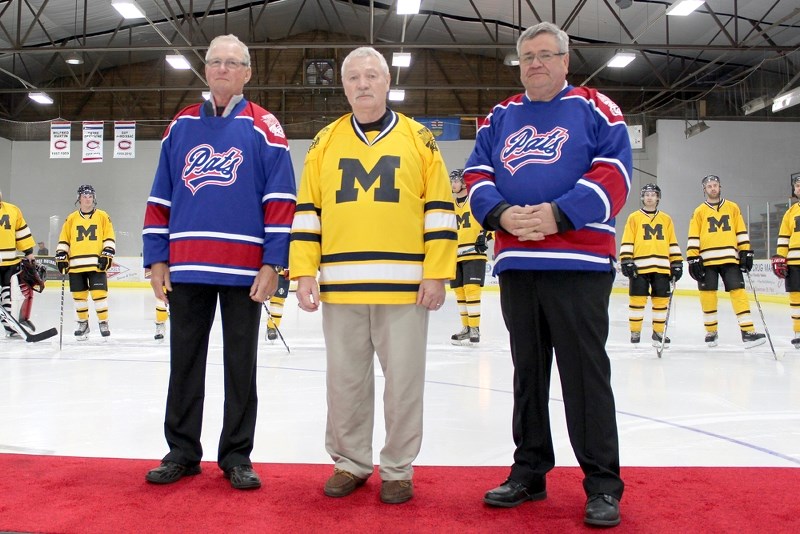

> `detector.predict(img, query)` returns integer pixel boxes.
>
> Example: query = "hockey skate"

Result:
[793,333,800,349]
[4,325,20,338]
[74,320,89,340]
[266,327,277,341]
[705,331,718,347]
[651,331,670,348]
[630,332,641,344]
[450,326,469,345]
[741,330,766,349]
[154,322,166,341]
[468,327,480,344]
[99,321,111,338]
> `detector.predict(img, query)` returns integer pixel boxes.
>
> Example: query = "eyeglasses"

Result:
[206,58,249,70]
[519,51,567,65]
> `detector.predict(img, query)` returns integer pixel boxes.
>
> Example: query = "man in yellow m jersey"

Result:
[771,175,800,349]
[619,183,683,347]
[687,175,765,348]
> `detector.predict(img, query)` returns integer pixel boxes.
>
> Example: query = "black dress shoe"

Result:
[484,479,547,508]
[145,461,201,484]
[584,494,621,527]
[225,464,262,490]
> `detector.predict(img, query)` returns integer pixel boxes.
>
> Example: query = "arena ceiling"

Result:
[0,0,799,140]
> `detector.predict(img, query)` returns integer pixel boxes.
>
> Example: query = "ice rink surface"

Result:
[1,286,798,468]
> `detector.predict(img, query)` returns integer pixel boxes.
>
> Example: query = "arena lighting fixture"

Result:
[65,52,83,65]
[503,52,520,66]
[111,0,145,19]
[166,54,192,70]
[684,120,710,139]
[397,0,421,15]
[392,52,412,67]
[615,0,633,8]
[742,96,772,115]
[666,0,703,17]
[29,92,54,104]
[388,89,406,102]
[607,51,636,68]
[771,87,800,113]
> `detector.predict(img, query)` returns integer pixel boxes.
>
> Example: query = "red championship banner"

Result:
[82,121,104,163]
[113,121,135,158]
[50,121,71,159]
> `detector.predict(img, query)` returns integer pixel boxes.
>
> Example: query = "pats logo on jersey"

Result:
[500,125,569,173]
[182,144,244,194]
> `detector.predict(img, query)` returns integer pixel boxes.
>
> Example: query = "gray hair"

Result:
[206,34,251,66]
[341,47,390,78]
[517,22,569,56]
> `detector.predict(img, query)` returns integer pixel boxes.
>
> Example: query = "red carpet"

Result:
[0,454,796,533]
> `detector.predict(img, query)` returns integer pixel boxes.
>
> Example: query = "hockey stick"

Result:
[262,302,290,354]
[59,274,66,350]
[656,281,675,359]
[0,304,57,343]
[745,271,778,360]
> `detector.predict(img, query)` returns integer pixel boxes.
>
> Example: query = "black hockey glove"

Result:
[98,247,115,272]
[55,251,69,275]
[738,250,754,273]
[620,259,638,279]
[772,255,788,279]
[687,256,704,282]
[475,231,489,254]
[670,261,683,282]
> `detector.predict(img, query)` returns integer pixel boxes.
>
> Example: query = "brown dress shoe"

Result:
[380,480,413,504]
[324,468,367,497]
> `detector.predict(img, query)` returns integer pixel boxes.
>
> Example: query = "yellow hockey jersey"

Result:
[453,195,491,262]
[290,111,457,304]
[0,201,35,267]
[56,208,116,273]
[687,199,750,266]
[776,201,800,265]
[619,209,682,275]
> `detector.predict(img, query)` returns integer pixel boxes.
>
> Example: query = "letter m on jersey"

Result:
[642,223,663,240]
[0,214,9,230]
[707,215,731,233]
[76,224,98,242]
[336,156,401,203]
[456,212,472,230]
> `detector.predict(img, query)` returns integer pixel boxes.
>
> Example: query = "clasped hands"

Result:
[499,203,558,241]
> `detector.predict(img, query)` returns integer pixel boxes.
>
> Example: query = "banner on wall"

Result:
[113,121,136,158]
[416,117,460,140]
[49,121,71,159]
[82,121,104,163]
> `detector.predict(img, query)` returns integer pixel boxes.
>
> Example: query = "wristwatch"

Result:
[266,264,284,273]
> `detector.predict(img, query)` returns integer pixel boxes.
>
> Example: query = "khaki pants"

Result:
[322,303,429,481]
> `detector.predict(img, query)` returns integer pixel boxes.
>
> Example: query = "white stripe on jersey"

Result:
[291,213,321,232]
[170,264,259,276]
[320,262,423,283]
[425,212,457,230]
[170,231,264,244]
[495,249,610,265]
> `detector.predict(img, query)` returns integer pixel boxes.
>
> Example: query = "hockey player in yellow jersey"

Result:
[290,47,456,504]
[154,299,168,341]
[449,168,492,345]
[687,175,765,348]
[771,175,800,348]
[55,184,116,340]
[619,184,683,347]
[0,190,37,337]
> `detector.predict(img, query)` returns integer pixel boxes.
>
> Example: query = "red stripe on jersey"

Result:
[144,203,170,227]
[264,199,296,227]
[170,239,262,268]
[585,160,629,216]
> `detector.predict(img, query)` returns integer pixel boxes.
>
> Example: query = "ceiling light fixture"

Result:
[772,87,800,113]
[397,0,421,15]
[684,120,710,139]
[742,96,772,115]
[392,52,412,68]
[166,54,192,70]
[615,0,633,8]
[388,89,406,102]
[607,51,636,68]
[503,52,520,66]
[29,92,54,105]
[666,0,703,17]
[65,52,84,65]
[111,0,145,19]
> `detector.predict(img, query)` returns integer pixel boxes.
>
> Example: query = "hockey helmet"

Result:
[449,169,465,187]
[792,175,800,198]
[701,175,721,196]
[76,184,97,208]
[640,183,661,203]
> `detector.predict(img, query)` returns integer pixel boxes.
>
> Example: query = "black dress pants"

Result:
[162,283,261,471]
[499,269,624,500]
